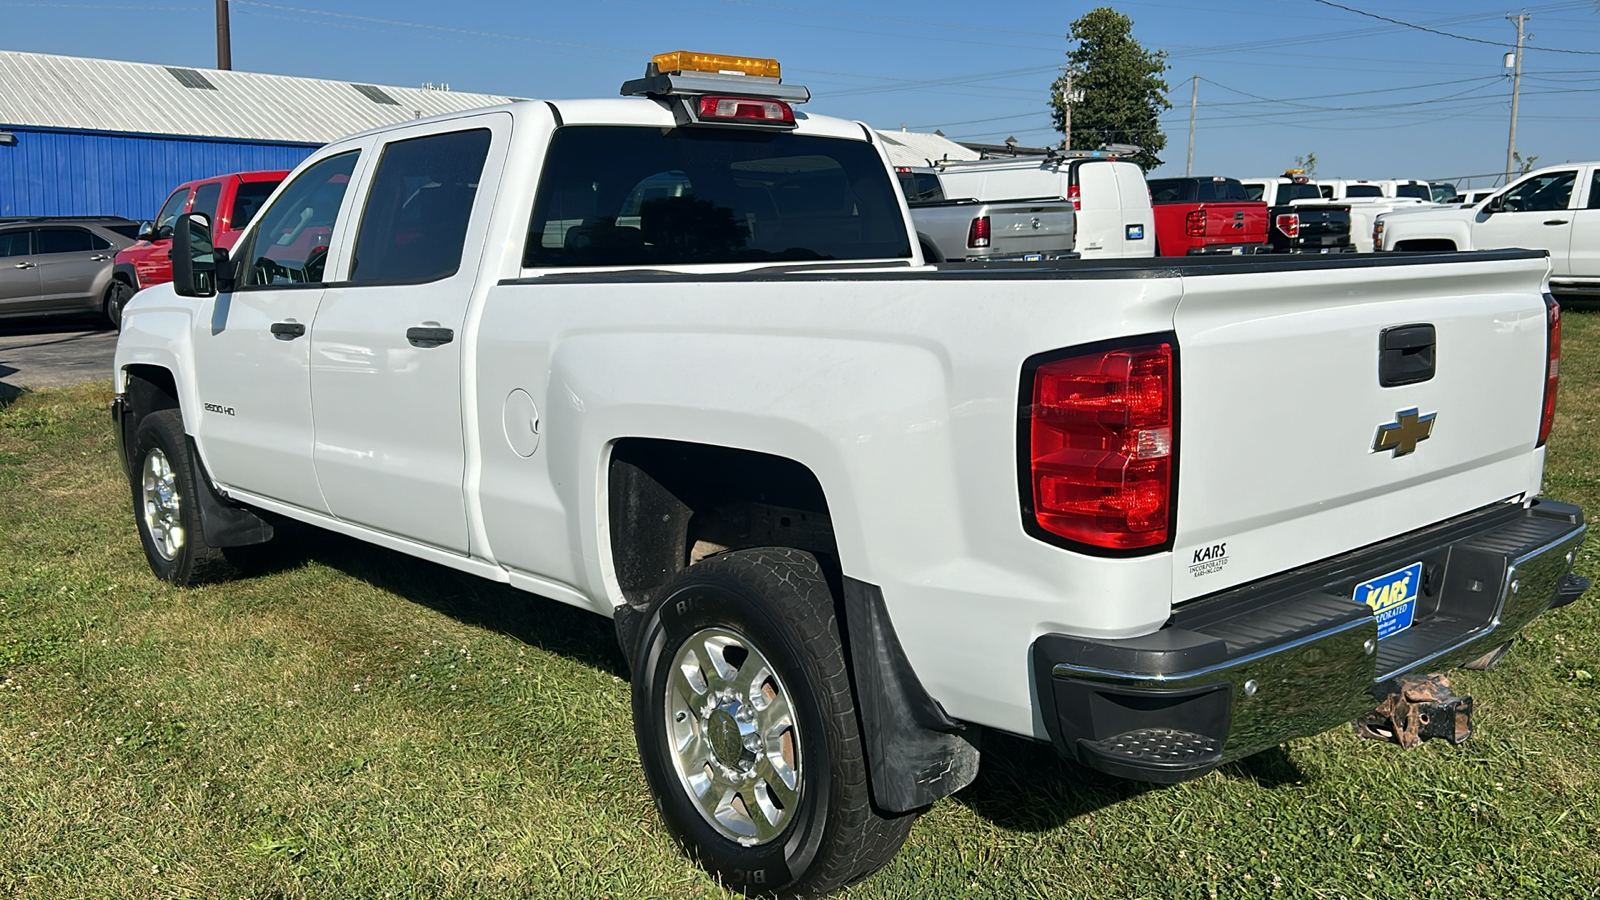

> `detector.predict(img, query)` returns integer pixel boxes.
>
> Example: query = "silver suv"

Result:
[0,217,141,324]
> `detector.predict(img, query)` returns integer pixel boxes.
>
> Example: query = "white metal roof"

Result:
[0,49,520,144]
[873,130,980,168]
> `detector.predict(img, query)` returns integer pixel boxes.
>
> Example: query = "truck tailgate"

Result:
[1170,254,1551,601]
[985,203,1074,256]
[1200,201,1267,246]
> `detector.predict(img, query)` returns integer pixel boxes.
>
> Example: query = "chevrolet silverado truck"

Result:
[893,165,1075,262]
[111,51,1590,898]
[1146,176,1270,256]
[1376,162,1600,299]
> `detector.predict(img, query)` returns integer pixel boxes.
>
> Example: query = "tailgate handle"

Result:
[1379,323,1435,388]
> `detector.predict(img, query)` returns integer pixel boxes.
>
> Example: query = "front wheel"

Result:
[104,280,134,329]
[631,548,915,897]
[129,408,237,585]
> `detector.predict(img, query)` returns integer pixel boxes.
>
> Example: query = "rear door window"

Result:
[230,181,279,230]
[349,129,492,285]
[36,227,95,254]
[525,126,910,267]
[1589,170,1600,209]
[191,182,223,226]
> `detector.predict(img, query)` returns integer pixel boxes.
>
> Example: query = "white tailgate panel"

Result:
[1171,258,1548,601]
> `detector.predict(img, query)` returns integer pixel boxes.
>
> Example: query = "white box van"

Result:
[933,155,1156,258]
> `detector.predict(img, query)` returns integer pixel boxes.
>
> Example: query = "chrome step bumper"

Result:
[1032,498,1588,783]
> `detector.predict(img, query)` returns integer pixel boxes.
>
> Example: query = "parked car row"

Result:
[0,170,285,328]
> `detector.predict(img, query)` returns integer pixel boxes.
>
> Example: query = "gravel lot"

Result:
[0,317,117,399]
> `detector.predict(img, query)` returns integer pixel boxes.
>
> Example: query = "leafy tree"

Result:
[1049,8,1170,171]
[1293,152,1319,176]
[1513,151,1539,175]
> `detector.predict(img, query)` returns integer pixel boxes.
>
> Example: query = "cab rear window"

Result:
[524,126,910,267]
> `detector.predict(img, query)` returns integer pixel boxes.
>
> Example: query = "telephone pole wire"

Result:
[1186,75,1198,177]
[216,0,232,70]
[1504,11,1527,183]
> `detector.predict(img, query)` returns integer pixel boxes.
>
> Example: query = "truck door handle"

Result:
[12,262,34,269]
[406,326,454,347]
[1544,219,1569,226]
[270,321,306,339]
[90,254,112,261]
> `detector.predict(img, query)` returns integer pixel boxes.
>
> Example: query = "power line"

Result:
[1306,0,1600,55]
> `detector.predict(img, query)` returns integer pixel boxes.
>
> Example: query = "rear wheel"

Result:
[631,548,915,897]
[104,280,134,329]
[129,408,237,585]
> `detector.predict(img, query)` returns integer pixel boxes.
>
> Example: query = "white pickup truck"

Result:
[1376,162,1600,298]
[112,51,1589,897]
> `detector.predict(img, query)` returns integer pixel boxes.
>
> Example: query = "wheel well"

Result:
[917,237,944,264]
[1394,238,1457,252]
[122,365,180,444]
[608,438,837,611]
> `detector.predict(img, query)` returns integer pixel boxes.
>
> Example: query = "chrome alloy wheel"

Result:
[665,626,802,846]
[141,448,184,561]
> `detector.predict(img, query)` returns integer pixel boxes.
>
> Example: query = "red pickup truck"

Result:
[1146,176,1270,257]
[108,170,285,326]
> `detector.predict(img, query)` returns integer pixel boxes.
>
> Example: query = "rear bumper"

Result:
[1185,242,1271,256]
[1032,498,1588,783]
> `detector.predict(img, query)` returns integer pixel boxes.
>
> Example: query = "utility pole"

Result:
[1060,70,1072,149]
[1504,11,1527,183]
[1186,75,1198,177]
[216,0,232,71]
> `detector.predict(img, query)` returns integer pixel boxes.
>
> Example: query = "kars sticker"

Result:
[1355,562,1423,640]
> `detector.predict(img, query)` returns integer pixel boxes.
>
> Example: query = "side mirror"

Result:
[136,220,156,242]
[1485,193,1506,214]
[171,212,216,298]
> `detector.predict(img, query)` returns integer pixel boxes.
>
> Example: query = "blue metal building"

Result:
[0,49,515,220]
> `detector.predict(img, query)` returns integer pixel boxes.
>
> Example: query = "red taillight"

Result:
[695,95,795,125]
[1067,184,1082,211]
[968,215,991,249]
[1275,213,1300,238]
[1185,209,1207,237]
[1538,295,1561,446]
[1026,341,1175,550]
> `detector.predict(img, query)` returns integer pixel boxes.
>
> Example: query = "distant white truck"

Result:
[1311,179,1434,252]
[1376,162,1600,297]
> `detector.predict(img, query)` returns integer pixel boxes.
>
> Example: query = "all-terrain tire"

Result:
[104,280,134,330]
[129,408,237,585]
[631,547,916,897]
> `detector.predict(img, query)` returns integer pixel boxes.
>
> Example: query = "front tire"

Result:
[104,280,134,330]
[129,408,237,585]
[632,548,914,897]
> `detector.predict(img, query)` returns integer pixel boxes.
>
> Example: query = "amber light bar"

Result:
[652,52,782,79]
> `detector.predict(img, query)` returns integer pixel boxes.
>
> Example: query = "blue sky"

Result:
[5,0,1598,186]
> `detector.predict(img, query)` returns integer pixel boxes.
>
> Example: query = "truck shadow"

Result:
[954,734,1307,831]
[251,521,629,680]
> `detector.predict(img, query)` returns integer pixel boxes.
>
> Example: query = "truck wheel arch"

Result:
[605,436,979,813]
[917,235,944,264]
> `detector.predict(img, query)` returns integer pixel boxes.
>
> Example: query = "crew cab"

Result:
[893,165,1075,262]
[1240,173,1354,254]
[926,153,1155,258]
[1375,162,1600,298]
[109,170,286,326]
[111,50,1589,898]
[1146,176,1269,256]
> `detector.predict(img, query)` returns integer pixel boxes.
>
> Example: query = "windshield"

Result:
[1396,184,1432,201]
[1277,183,1322,202]
[525,126,911,267]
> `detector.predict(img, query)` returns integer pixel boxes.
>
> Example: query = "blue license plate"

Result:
[1022,253,1043,261]
[1126,224,1145,240]
[1355,561,1423,639]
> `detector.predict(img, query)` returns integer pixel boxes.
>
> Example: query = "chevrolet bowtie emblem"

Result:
[1373,408,1436,457]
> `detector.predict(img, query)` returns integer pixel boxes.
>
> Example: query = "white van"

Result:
[933,155,1156,258]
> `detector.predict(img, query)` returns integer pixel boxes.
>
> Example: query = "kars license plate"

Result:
[1022,253,1044,261]
[1355,561,1423,639]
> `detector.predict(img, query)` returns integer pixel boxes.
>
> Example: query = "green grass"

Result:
[3,317,1600,899]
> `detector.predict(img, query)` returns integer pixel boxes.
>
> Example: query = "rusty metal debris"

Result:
[1353,673,1473,750]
